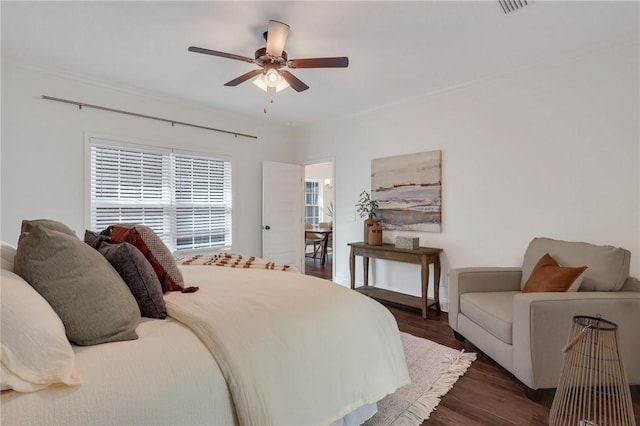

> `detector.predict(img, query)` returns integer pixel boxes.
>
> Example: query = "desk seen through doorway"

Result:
[305,226,332,266]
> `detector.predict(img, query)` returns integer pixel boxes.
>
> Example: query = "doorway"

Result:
[304,161,334,280]
[262,161,304,272]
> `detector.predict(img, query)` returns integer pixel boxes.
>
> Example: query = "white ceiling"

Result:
[2,1,638,127]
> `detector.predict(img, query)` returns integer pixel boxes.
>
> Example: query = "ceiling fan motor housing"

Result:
[254,47,288,69]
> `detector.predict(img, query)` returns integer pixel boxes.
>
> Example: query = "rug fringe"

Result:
[392,350,477,426]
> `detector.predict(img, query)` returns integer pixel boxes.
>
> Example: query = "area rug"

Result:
[366,332,476,426]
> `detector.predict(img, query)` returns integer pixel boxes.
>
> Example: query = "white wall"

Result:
[3,40,638,309]
[296,41,640,308]
[1,61,299,256]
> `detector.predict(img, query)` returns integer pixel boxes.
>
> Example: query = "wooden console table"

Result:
[348,242,443,319]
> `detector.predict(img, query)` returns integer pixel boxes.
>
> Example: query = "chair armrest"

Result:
[451,267,523,294]
[621,276,640,291]
[448,267,522,331]
[512,291,640,389]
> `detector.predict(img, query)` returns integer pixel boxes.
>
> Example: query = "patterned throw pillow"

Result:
[105,224,195,293]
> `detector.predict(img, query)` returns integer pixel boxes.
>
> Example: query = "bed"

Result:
[0,222,410,426]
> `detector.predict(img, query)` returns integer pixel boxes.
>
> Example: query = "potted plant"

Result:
[326,201,334,218]
[355,191,382,245]
[355,191,379,219]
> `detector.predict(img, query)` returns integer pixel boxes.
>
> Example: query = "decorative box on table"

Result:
[395,236,419,250]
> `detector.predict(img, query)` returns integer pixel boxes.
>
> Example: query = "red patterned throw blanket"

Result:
[176,253,297,273]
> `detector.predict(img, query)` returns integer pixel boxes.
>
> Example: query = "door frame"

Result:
[304,157,335,279]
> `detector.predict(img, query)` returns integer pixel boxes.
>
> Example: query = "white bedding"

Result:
[1,318,236,426]
[166,266,410,426]
[1,265,409,426]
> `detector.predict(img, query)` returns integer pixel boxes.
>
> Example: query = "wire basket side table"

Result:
[549,315,636,426]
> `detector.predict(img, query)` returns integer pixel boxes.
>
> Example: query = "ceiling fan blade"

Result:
[280,70,309,92]
[188,46,255,64]
[288,57,349,69]
[224,69,263,87]
[265,20,289,57]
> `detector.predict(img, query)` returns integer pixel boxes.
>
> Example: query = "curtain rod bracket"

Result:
[42,95,258,140]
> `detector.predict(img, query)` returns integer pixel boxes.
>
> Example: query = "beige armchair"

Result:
[448,237,640,400]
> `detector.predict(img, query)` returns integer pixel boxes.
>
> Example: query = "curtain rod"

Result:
[42,95,258,140]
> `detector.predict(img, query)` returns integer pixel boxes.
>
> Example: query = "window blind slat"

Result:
[89,140,232,251]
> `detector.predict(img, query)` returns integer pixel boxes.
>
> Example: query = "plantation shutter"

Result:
[174,152,232,250]
[89,138,232,252]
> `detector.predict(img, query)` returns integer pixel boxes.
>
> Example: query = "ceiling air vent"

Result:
[498,0,529,14]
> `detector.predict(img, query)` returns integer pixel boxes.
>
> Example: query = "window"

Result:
[89,138,232,252]
[304,180,322,225]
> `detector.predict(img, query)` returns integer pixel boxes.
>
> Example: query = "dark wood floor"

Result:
[305,263,640,424]
[389,305,640,425]
[390,306,553,425]
[304,255,332,279]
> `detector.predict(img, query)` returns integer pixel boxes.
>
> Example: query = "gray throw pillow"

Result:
[107,224,186,292]
[84,229,110,249]
[98,241,167,319]
[14,225,140,346]
[21,219,77,238]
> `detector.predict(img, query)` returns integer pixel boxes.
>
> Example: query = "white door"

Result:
[262,161,304,271]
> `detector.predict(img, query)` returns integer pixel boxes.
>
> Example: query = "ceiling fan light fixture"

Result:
[265,68,281,85]
[252,73,290,92]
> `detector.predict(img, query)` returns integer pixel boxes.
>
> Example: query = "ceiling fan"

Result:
[188,20,349,93]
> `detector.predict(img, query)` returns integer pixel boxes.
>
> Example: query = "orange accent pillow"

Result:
[522,253,587,293]
[107,225,185,292]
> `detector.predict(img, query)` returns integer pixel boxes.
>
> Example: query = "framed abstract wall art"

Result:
[371,150,442,232]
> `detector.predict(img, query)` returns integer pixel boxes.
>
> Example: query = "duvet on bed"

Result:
[2,261,409,426]
[1,318,236,426]
[166,265,410,426]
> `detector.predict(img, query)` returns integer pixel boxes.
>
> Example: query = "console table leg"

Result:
[434,257,442,313]
[349,246,355,289]
[421,258,429,319]
[363,257,369,287]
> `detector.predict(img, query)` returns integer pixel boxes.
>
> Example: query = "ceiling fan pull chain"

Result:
[263,87,277,114]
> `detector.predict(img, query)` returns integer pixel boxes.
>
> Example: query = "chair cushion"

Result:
[521,238,630,291]
[460,291,519,345]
